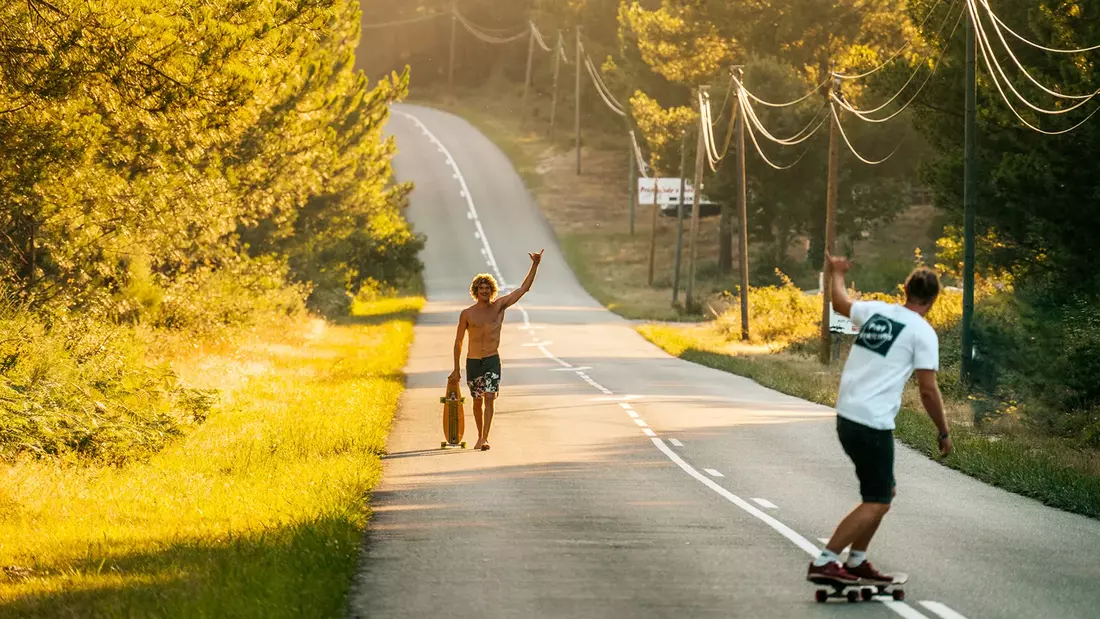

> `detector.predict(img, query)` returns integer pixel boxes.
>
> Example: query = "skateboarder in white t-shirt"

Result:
[807,254,954,586]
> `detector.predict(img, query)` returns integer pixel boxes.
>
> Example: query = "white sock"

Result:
[846,550,867,567]
[813,549,840,567]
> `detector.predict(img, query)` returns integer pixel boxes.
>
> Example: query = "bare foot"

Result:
[480,444,490,451]
[473,440,485,450]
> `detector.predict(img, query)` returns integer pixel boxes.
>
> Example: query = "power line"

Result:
[835,5,965,123]
[531,22,553,52]
[733,76,831,145]
[739,96,817,170]
[968,0,1099,117]
[830,98,904,165]
[454,10,528,44]
[361,12,447,30]
[977,0,1100,55]
[739,77,831,108]
[833,0,951,80]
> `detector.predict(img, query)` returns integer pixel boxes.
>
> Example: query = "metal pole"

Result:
[549,32,562,141]
[685,86,709,313]
[736,71,750,341]
[962,12,978,383]
[447,1,457,96]
[820,79,841,365]
[629,138,637,235]
[521,23,535,128]
[575,26,582,175]
[672,130,688,304]
[648,174,660,286]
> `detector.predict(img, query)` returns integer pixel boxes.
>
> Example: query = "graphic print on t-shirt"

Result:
[854,314,907,357]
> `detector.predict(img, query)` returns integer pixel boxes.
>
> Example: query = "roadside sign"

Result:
[638,178,696,205]
[830,306,859,335]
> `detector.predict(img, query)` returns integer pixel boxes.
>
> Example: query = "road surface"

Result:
[346,104,1100,619]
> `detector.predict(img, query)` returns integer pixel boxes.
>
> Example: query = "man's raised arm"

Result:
[500,250,544,308]
[826,252,853,318]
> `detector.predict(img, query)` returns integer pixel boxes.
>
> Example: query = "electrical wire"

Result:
[734,77,831,145]
[968,0,1100,133]
[531,22,553,52]
[585,55,627,116]
[739,76,832,108]
[629,130,652,178]
[361,12,447,29]
[835,5,965,123]
[833,0,950,79]
[830,98,905,165]
[969,0,1099,116]
[454,10,528,44]
[975,0,1099,100]
[978,0,1100,55]
[739,96,815,170]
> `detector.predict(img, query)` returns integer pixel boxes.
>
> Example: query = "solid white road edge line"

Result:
[704,468,724,477]
[752,498,779,509]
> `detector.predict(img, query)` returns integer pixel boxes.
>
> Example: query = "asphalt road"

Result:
[346,104,1100,619]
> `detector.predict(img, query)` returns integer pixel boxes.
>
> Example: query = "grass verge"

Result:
[638,323,1100,520]
[0,296,423,617]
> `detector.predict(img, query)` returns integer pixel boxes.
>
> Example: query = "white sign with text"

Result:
[637,178,696,206]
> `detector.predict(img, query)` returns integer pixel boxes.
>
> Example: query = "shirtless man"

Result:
[450,250,543,451]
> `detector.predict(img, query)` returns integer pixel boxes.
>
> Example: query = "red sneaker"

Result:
[846,561,893,585]
[806,561,859,585]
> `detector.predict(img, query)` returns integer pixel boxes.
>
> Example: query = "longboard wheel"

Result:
[460,442,466,448]
[861,588,873,601]
[815,590,828,603]
[846,589,859,603]
[892,589,905,601]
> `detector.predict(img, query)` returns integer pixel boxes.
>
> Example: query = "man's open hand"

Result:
[529,249,544,265]
[825,252,852,274]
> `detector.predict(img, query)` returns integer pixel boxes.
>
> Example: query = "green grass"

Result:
[638,323,1100,520]
[0,296,424,617]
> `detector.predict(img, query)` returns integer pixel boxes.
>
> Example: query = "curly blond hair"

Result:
[470,273,498,301]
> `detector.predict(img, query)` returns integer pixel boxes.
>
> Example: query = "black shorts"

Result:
[465,354,501,399]
[836,415,895,504]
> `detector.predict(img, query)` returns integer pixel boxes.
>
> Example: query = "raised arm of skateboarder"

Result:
[497,250,544,309]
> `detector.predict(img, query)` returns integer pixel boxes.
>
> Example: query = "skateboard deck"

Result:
[439,376,466,449]
[811,572,908,603]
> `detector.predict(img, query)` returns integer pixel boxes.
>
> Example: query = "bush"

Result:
[0,302,216,465]
[714,270,820,346]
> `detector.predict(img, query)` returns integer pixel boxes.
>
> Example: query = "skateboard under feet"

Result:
[811,573,907,603]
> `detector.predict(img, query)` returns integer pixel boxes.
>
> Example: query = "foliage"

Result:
[714,271,820,346]
[0,301,215,466]
[0,0,421,317]
[629,92,695,173]
[0,296,423,616]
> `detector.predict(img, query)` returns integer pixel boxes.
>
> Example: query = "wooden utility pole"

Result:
[447,1,457,96]
[521,22,535,128]
[685,86,709,313]
[671,130,689,304]
[575,26,583,175]
[735,69,750,341]
[549,32,562,141]
[648,174,660,286]
[820,78,841,365]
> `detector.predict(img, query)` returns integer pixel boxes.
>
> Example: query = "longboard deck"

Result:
[811,573,908,603]
[440,377,466,448]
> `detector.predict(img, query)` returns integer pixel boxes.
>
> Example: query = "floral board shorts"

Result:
[465,354,502,399]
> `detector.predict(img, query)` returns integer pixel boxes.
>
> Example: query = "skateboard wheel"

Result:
[460,442,466,448]
[846,589,859,603]
[815,590,828,603]
[440,442,447,449]
[892,589,905,601]
[861,588,873,601]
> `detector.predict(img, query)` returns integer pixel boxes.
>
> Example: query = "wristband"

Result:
[938,431,950,441]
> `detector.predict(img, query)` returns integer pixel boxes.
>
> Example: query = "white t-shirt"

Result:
[836,301,939,430]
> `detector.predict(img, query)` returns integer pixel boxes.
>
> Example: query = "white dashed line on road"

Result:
[633,419,648,427]
[643,429,656,437]
[626,411,639,418]
[704,469,724,478]
[919,601,970,619]
[670,439,684,447]
[618,402,633,410]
